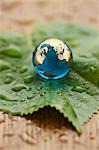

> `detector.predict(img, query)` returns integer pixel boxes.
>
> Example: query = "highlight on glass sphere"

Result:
[32,38,73,80]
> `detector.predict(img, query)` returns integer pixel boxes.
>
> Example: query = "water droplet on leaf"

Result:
[0,60,10,71]
[6,73,13,78]
[12,84,29,92]
[4,78,13,84]
[27,95,34,99]
[90,66,96,74]
[0,45,22,57]
[23,75,33,83]
[4,73,14,84]
[0,92,18,101]
[19,66,28,73]
[71,86,85,93]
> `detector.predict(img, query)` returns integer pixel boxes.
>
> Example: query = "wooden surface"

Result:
[0,0,99,150]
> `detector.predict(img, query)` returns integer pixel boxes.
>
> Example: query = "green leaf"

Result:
[0,23,99,132]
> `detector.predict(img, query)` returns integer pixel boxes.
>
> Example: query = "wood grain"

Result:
[0,0,99,150]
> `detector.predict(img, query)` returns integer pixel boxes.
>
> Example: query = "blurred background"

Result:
[0,0,99,34]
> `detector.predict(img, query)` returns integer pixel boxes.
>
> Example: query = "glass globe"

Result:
[32,38,72,80]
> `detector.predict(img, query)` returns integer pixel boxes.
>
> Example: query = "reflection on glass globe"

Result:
[32,38,73,80]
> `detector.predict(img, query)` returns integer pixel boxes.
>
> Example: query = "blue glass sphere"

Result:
[32,39,72,80]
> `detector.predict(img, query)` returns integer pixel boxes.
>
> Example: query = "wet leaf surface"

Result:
[0,23,99,132]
